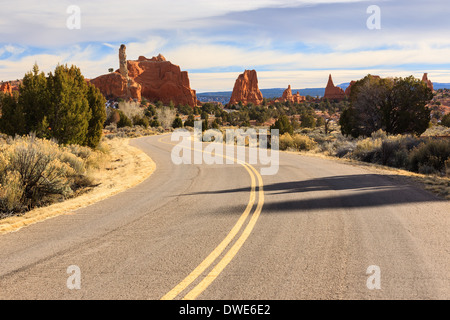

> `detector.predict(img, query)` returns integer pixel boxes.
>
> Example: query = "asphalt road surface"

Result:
[0,134,448,300]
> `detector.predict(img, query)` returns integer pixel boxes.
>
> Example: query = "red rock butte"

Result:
[280,85,305,104]
[229,70,263,106]
[90,44,198,107]
[323,74,346,100]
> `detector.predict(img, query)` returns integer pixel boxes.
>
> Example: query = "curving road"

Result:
[0,134,448,300]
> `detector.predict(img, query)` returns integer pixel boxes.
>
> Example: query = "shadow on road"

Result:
[183,174,443,212]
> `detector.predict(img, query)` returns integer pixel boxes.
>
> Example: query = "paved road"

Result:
[0,134,448,299]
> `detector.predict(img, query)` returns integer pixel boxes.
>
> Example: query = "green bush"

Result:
[117,110,132,128]
[279,133,294,150]
[133,115,150,129]
[441,113,450,127]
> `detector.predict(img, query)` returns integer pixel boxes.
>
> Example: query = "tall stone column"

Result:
[119,44,131,98]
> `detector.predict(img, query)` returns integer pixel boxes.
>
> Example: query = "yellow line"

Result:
[156,134,264,300]
[182,165,264,300]
[161,164,256,300]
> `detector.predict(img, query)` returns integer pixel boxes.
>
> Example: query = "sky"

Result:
[1,0,450,92]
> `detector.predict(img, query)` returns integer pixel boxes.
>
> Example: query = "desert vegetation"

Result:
[0,134,109,218]
[0,64,157,220]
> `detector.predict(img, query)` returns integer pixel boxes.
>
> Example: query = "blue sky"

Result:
[1,0,450,92]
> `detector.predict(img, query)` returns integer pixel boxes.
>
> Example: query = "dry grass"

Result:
[0,138,156,234]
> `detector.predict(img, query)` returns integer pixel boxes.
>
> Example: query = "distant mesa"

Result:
[90,44,198,107]
[229,70,263,105]
[323,74,346,100]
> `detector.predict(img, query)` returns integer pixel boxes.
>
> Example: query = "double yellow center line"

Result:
[156,134,264,300]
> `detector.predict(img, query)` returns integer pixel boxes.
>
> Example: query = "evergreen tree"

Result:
[85,84,107,148]
[0,63,108,148]
[270,115,293,135]
[46,64,91,145]
[19,63,49,134]
[172,116,183,129]
[184,114,195,127]
[0,92,26,136]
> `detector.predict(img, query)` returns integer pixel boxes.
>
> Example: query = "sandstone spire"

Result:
[229,70,263,105]
[119,44,129,80]
[422,73,434,91]
[324,74,345,100]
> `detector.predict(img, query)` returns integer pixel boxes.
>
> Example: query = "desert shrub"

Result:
[118,101,144,120]
[60,151,86,176]
[156,107,177,129]
[335,140,357,158]
[133,115,149,128]
[379,140,409,168]
[0,137,74,212]
[292,134,316,151]
[66,144,92,160]
[352,138,383,162]
[279,133,294,150]
[117,110,132,128]
[409,139,450,175]
[0,170,24,214]
[371,129,388,140]
[441,113,450,127]
[0,135,108,216]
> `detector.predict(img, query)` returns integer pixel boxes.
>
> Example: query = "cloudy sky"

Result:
[1,0,449,92]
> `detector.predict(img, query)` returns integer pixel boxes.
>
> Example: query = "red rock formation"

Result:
[229,70,263,105]
[0,82,12,95]
[89,72,140,100]
[90,45,197,107]
[324,74,345,100]
[344,81,356,97]
[126,56,197,107]
[422,73,434,91]
[281,85,293,102]
[280,85,305,103]
[292,91,305,103]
